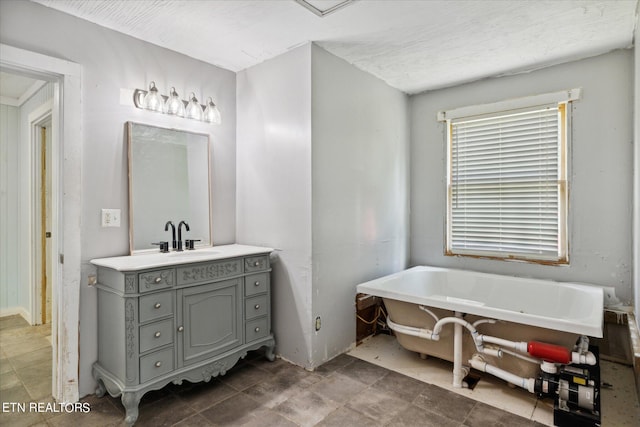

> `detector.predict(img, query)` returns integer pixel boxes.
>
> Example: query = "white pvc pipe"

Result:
[479,335,528,353]
[481,347,502,358]
[453,312,465,388]
[432,316,477,338]
[469,357,535,393]
[472,319,497,328]
[386,318,436,340]
[572,351,597,365]
[500,348,541,365]
[418,305,440,324]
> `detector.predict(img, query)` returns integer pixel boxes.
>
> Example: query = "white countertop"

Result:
[90,244,273,272]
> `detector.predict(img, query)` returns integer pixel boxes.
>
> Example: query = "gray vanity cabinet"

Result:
[91,248,275,426]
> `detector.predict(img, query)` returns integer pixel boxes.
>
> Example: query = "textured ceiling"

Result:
[31,0,639,94]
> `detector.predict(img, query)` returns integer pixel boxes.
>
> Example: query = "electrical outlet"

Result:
[88,274,97,286]
[101,209,121,227]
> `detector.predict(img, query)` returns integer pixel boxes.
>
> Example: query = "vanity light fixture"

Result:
[204,97,221,124]
[165,87,185,117]
[185,92,203,121]
[142,81,163,112]
[132,82,221,124]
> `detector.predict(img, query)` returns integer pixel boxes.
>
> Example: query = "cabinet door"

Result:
[178,279,242,366]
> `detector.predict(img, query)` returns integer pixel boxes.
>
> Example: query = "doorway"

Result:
[1,43,82,403]
[0,74,55,402]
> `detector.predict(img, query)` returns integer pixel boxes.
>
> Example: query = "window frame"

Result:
[439,90,580,264]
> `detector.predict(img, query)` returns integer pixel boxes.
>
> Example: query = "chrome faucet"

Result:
[177,221,190,251]
[164,221,177,250]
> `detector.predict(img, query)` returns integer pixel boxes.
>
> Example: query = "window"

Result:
[440,90,580,263]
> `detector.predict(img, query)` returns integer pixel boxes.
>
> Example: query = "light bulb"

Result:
[143,81,163,112]
[204,97,221,124]
[185,92,203,120]
[165,87,185,117]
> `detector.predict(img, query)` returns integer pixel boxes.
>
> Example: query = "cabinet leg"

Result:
[265,344,276,362]
[121,392,141,426]
[95,379,106,398]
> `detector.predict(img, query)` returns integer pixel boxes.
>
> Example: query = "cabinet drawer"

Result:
[139,347,174,383]
[244,255,269,273]
[139,291,173,323]
[245,273,268,297]
[245,295,268,320]
[138,269,174,293]
[139,319,174,353]
[245,317,268,342]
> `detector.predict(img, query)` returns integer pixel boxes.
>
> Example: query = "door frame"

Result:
[1,43,82,403]
[29,100,52,326]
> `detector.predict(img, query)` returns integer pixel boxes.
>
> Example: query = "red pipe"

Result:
[527,341,570,364]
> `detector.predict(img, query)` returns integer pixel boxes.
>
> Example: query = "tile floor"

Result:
[0,315,637,426]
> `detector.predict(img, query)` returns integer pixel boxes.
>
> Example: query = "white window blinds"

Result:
[446,103,568,263]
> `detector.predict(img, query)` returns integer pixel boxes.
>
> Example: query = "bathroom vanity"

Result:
[90,244,275,426]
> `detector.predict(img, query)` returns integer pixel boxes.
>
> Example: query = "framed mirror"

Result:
[127,122,212,254]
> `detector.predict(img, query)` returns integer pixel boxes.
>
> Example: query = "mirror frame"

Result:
[127,121,213,254]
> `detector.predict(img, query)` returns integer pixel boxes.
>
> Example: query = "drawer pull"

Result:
[254,304,260,310]
[254,327,260,333]
[155,361,162,368]
[154,277,162,284]
[154,331,161,338]
[154,303,162,309]
[177,326,184,332]
[254,281,260,286]
[254,261,260,267]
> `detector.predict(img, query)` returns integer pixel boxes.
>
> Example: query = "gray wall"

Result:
[237,44,409,368]
[410,50,634,303]
[0,0,237,396]
[236,44,314,367]
[311,45,409,364]
[0,103,20,313]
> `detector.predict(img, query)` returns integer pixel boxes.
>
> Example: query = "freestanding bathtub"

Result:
[356,266,604,384]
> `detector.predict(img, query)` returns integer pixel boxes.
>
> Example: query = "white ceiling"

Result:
[28,0,640,94]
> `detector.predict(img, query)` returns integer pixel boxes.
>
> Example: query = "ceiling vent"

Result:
[294,0,356,17]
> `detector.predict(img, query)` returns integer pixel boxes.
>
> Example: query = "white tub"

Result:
[357,266,604,381]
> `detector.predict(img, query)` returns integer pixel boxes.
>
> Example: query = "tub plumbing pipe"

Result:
[478,335,528,353]
[469,355,535,393]
[528,341,597,365]
[571,351,597,365]
[432,316,482,349]
[499,348,542,365]
[452,312,468,388]
[472,319,497,328]
[386,314,476,388]
[388,315,500,358]
[418,305,440,323]
[385,318,435,340]
[476,336,597,366]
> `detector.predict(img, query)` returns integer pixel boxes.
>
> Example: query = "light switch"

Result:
[101,209,121,227]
